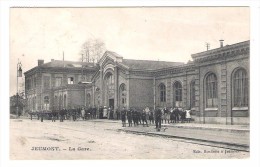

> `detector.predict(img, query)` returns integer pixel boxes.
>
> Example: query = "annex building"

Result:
[24,40,249,125]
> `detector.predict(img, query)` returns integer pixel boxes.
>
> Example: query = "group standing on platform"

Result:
[28,104,193,132]
[119,106,193,130]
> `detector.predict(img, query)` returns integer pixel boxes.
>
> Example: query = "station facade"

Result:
[24,40,249,125]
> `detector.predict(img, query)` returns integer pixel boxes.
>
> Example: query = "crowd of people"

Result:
[30,107,100,122]
[120,107,192,130]
[29,106,192,130]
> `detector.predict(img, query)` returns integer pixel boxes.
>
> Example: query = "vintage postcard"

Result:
[5,4,258,165]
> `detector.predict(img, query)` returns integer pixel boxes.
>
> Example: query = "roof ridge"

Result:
[123,58,184,63]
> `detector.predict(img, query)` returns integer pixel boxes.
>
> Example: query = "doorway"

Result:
[109,99,114,109]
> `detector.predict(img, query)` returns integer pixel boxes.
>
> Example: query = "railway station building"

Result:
[24,40,250,125]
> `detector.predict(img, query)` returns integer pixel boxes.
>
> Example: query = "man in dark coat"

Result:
[137,110,142,125]
[149,110,154,124]
[127,109,133,127]
[40,110,44,122]
[99,107,103,119]
[155,107,162,131]
[60,108,65,122]
[51,110,57,122]
[141,110,149,127]
[133,109,138,126]
[72,108,77,121]
[121,107,127,127]
[173,107,179,123]
[116,109,120,120]
[93,107,97,119]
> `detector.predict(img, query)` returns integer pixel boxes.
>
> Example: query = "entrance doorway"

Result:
[109,99,114,109]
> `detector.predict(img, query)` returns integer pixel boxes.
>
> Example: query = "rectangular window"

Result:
[160,91,166,102]
[28,78,31,90]
[43,76,51,89]
[206,74,218,108]
[55,77,62,87]
[233,69,248,107]
[68,77,74,84]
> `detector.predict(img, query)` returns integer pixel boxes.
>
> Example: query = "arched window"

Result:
[173,81,182,107]
[190,80,196,108]
[59,95,62,110]
[104,72,114,98]
[119,83,127,108]
[86,93,91,107]
[174,81,182,101]
[44,96,49,110]
[105,73,114,92]
[54,96,58,110]
[205,73,218,107]
[233,68,248,107]
[159,83,166,102]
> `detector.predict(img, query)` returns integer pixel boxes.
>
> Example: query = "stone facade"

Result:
[24,60,96,111]
[24,40,249,125]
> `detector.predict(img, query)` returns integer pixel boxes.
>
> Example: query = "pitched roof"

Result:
[191,40,250,59]
[40,60,95,68]
[121,59,184,70]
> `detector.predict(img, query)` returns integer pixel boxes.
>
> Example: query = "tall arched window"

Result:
[86,93,91,107]
[104,72,114,99]
[173,81,182,107]
[119,83,127,108]
[205,73,218,108]
[54,96,58,110]
[44,96,49,110]
[59,95,62,110]
[159,83,166,102]
[233,68,248,107]
[190,80,196,108]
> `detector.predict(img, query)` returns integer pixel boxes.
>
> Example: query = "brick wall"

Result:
[198,55,249,124]
[129,78,154,110]
[69,90,85,108]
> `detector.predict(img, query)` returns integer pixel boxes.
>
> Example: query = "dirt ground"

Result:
[10,119,249,160]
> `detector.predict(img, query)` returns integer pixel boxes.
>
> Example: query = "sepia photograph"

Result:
[8,7,251,160]
[1,2,259,165]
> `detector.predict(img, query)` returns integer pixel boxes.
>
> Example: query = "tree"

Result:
[10,94,26,116]
[80,39,106,63]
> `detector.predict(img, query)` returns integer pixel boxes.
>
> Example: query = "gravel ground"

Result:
[10,119,249,160]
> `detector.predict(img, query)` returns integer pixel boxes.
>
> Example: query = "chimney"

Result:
[51,59,54,62]
[219,39,224,48]
[38,59,44,66]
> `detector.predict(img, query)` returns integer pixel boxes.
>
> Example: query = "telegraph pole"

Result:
[16,59,23,118]
[205,42,210,51]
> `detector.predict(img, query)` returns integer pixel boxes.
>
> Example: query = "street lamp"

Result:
[16,59,22,118]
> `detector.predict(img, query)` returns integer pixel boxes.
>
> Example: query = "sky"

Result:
[9,7,250,95]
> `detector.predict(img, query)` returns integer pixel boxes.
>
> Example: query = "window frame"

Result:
[43,76,51,89]
[55,77,62,87]
[159,83,166,102]
[68,77,74,84]
[205,73,218,108]
[232,68,248,108]
[174,81,182,101]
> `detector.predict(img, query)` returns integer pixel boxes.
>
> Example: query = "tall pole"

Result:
[205,42,210,51]
[16,59,22,118]
[81,54,83,80]
[16,62,19,118]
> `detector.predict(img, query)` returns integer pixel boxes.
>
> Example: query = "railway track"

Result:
[31,120,249,153]
[118,129,249,152]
